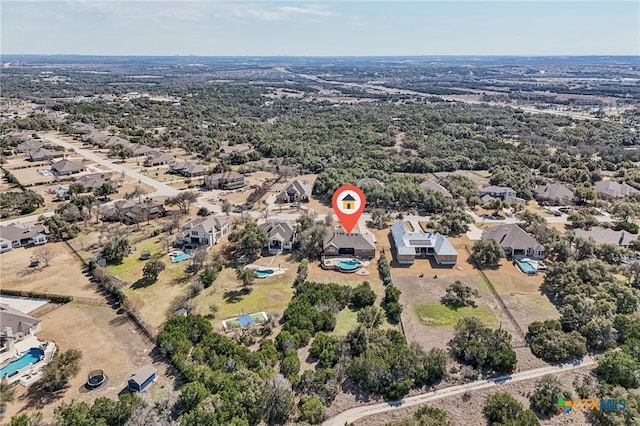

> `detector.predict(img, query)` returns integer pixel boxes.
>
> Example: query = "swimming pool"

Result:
[0,348,44,378]
[337,260,362,271]
[56,187,69,195]
[255,269,274,278]
[516,260,536,274]
[171,253,191,263]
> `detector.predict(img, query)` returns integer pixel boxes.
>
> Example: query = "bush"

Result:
[614,221,639,234]
[351,281,376,308]
[378,253,392,286]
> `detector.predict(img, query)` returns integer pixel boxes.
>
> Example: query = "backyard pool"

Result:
[516,260,537,275]
[337,259,362,271]
[0,348,44,379]
[56,187,69,196]
[171,253,191,263]
[255,269,275,278]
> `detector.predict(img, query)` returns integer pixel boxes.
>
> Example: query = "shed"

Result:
[127,365,156,392]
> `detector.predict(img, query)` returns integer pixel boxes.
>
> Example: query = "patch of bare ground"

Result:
[352,369,595,426]
[2,303,172,422]
[0,241,101,299]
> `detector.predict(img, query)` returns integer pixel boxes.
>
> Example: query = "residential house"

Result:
[535,182,575,205]
[84,129,108,144]
[390,220,457,265]
[0,224,47,252]
[75,172,112,191]
[102,136,131,149]
[51,158,85,176]
[323,230,376,258]
[357,177,384,187]
[259,221,296,254]
[144,151,174,167]
[176,216,234,248]
[277,180,313,203]
[0,305,41,351]
[169,161,207,177]
[482,224,545,259]
[131,144,154,157]
[594,181,639,200]
[27,148,63,162]
[15,139,43,154]
[574,227,639,248]
[104,199,166,225]
[204,171,245,190]
[421,180,453,198]
[479,186,517,201]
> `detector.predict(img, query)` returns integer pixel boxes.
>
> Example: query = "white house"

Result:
[176,216,234,248]
[390,220,458,265]
[0,224,47,252]
[479,186,517,201]
[259,221,296,254]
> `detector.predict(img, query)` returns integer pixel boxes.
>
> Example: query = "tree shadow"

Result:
[131,277,155,289]
[340,379,373,403]
[223,289,245,304]
[20,382,67,410]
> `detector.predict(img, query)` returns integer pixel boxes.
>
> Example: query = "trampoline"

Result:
[86,369,107,389]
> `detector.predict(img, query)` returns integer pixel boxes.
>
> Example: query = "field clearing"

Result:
[3,302,170,422]
[0,242,101,299]
[9,167,56,186]
[414,303,497,327]
[334,306,396,336]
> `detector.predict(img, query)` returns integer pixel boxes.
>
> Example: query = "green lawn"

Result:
[333,305,397,336]
[106,237,168,280]
[414,303,497,327]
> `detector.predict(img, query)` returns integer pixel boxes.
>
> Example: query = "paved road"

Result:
[322,356,596,426]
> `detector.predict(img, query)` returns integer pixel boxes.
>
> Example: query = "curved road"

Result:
[322,356,596,426]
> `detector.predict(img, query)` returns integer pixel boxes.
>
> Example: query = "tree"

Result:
[94,182,117,201]
[568,209,599,230]
[450,317,517,373]
[612,202,640,223]
[298,396,325,424]
[41,214,80,241]
[442,280,479,308]
[357,306,385,329]
[180,381,211,411]
[385,405,451,426]
[309,332,339,368]
[227,222,268,263]
[434,211,473,236]
[470,239,504,267]
[33,246,56,267]
[40,349,83,391]
[102,236,130,264]
[530,375,571,416]
[236,267,257,292]
[280,349,301,378]
[575,185,597,205]
[483,392,525,424]
[222,200,232,215]
[143,259,166,283]
[595,350,639,389]
[351,281,377,308]
[189,247,208,273]
[165,191,198,214]
[69,182,87,195]
[197,207,210,217]
[263,374,295,425]
[0,378,16,413]
[369,209,391,229]
[527,320,587,363]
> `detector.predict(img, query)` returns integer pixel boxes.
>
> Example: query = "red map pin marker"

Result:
[332,185,366,233]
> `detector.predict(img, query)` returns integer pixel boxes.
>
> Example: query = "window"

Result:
[191,231,198,236]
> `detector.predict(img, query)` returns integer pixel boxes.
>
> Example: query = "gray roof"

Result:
[16,139,43,153]
[390,220,457,256]
[86,130,108,142]
[594,181,639,199]
[357,177,384,187]
[75,172,111,190]
[259,221,295,242]
[171,161,206,175]
[145,151,173,165]
[205,171,243,182]
[574,227,639,247]
[323,230,375,251]
[28,148,62,161]
[282,180,312,198]
[131,144,154,156]
[0,304,40,334]
[103,136,131,148]
[480,186,516,195]
[535,183,575,202]
[178,216,232,238]
[0,224,46,242]
[51,158,85,173]
[421,180,452,198]
[482,224,543,251]
[129,365,156,386]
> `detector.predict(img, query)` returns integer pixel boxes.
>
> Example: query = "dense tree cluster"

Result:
[450,317,517,373]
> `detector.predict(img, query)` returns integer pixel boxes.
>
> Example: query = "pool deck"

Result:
[0,335,56,385]
[244,264,286,277]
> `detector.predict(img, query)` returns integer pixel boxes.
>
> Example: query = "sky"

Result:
[2,1,639,56]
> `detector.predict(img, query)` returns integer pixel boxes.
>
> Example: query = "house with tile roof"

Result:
[390,220,457,265]
[277,180,313,203]
[323,230,376,259]
[482,224,544,259]
[259,221,296,254]
[176,216,234,248]
[535,182,575,205]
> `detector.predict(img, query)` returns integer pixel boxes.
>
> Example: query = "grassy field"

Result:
[333,306,397,335]
[413,303,497,327]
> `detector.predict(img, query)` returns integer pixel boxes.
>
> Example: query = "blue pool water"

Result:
[517,261,536,274]
[56,187,69,195]
[171,253,190,263]
[0,348,44,378]
[337,260,361,271]
[255,269,275,278]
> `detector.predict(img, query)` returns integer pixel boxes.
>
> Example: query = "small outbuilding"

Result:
[127,365,156,392]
